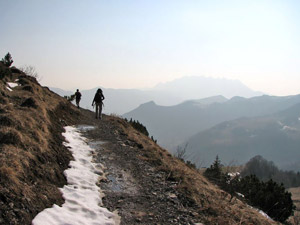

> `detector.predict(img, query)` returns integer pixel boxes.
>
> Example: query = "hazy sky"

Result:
[1,0,300,95]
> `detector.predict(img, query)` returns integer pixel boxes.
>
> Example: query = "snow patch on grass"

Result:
[32,126,117,225]
[7,82,18,88]
[6,86,12,91]
[259,210,273,221]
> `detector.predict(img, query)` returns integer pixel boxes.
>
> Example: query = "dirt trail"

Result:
[76,109,276,225]
[78,112,204,225]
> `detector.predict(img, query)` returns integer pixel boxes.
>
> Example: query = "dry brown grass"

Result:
[287,187,300,224]
[0,68,80,224]
[106,115,278,225]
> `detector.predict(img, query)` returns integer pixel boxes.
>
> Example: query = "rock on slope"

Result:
[0,62,275,224]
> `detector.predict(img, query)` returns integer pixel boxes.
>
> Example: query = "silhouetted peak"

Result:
[140,101,157,108]
[229,96,246,102]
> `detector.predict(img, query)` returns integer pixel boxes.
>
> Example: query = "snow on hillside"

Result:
[6,80,19,91]
[32,126,118,225]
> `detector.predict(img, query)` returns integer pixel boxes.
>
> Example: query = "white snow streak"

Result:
[282,125,298,131]
[259,210,273,221]
[7,82,18,88]
[32,126,116,225]
[6,86,12,91]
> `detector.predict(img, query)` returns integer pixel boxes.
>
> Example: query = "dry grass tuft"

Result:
[0,166,20,188]
[0,127,23,146]
[22,85,34,93]
[0,115,14,126]
[20,97,38,108]
[288,187,300,224]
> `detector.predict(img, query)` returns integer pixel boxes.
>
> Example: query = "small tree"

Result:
[204,155,222,181]
[1,52,14,67]
[127,118,149,137]
[236,175,295,222]
[204,156,295,222]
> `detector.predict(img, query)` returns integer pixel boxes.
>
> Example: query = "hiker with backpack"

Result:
[92,88,105,119]
[75,89,82,108]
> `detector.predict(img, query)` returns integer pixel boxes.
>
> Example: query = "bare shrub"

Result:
[19,65,41,81]
[175,143,188,161]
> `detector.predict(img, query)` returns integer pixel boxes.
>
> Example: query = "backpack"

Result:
[94,92,103,103]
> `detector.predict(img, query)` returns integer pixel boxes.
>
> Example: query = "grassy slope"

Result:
[0,65,81,225]
[288,187,300,224]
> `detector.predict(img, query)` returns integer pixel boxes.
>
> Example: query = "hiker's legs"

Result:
[99,104,103,119]
[76,99,80,108]
[95,104,99,118]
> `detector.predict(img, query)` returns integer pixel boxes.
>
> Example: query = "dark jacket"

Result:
[75,91,81,100]
[93,91,104,104]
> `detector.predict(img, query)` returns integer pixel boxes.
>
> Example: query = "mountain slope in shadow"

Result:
[184,103,300,171]
[124,94,300,150]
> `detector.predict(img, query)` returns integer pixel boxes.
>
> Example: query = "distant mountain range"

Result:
[124,94,300,152]
[50,76,262,115]
[184,103,300,171]
[50,87,179,115]
[153,76,262,99]
[51,78,300,171]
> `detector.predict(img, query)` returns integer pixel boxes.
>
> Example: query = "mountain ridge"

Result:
[50,76,261,115]
[124,94,300,150]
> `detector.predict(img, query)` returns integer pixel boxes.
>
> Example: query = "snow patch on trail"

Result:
[32,126,118,225]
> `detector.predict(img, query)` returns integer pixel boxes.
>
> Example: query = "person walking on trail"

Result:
[75,89,82,108]
[92,88,105,119]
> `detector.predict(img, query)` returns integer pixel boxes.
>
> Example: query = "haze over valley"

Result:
[52,78,300,172]
[51,76,262,115]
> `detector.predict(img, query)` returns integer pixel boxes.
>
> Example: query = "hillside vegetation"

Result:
[0,62,82,224]
[0,61,276,224]
[242,155,300,188]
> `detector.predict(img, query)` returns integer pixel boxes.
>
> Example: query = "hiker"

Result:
[92,88,105,119]
[75,89,82,108]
